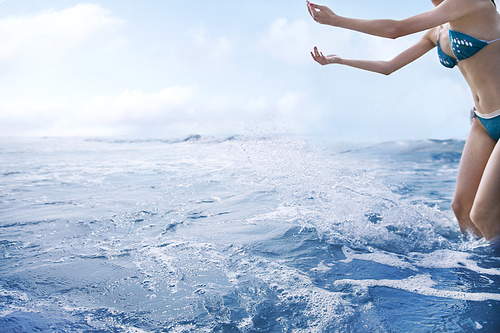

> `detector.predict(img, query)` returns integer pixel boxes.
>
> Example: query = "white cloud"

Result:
[80,86,199,131]
[258,18,353,65]
[186,24,234,68]
[259,18,312,65]
[245,96,269,114]
[356,33,421,61]
[0,3,124,65]
[86,88,315,136]
[277,91,308,115]
[0,86,200,137]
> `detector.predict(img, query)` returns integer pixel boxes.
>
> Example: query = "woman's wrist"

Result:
[327,14,340,27]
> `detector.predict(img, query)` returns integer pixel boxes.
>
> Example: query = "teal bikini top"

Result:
[438,27,500,68]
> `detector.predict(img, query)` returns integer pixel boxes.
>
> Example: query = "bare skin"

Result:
[307,0,500,241]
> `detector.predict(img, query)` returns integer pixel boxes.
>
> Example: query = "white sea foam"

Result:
[0,288,29,302]
[311,260,333,273]
[334,274,500,302]
[409,249,500,276]
[231,255,354,332]
[340,246,500,276]
[341,246,417,271]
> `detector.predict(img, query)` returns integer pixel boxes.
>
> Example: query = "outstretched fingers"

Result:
[307,1,323,21]
[307,2,335,25]
[311,47,339,65]
[306,1,314,18]
[311,46,326,65]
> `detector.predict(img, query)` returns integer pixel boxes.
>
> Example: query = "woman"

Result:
[307,0,500,241]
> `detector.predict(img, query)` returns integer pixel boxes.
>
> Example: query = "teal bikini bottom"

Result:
[473,108,500,141]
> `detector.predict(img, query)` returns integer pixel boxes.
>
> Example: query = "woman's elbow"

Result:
[386,21,407,39]
[380,63,397,76]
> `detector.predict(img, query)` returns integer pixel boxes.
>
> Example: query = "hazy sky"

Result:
[0,0,482,141]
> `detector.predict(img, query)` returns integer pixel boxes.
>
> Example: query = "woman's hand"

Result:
[311,46,341,65]
[307,1,338,26]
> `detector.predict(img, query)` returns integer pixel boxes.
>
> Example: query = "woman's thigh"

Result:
[471,140,500,240]
[454,120,495,214]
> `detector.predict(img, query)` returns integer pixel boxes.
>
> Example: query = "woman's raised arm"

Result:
[311,29,437,75]
[307,0,471,39]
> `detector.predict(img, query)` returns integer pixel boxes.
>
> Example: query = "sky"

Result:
[0,0,482,141]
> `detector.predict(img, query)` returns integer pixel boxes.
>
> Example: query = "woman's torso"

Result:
[441,0,500,114]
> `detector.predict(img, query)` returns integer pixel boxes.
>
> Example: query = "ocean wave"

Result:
[83,134,240,145]
[1,135,498,332]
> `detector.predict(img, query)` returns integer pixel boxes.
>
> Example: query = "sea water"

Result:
[0,135,499,332]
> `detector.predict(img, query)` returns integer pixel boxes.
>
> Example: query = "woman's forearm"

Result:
[337,34,435,75]
[333,16,403,39]
[338,58,394,75]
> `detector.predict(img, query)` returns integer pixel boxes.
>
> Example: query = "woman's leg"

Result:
[470,140,500,241]
[452,119,496,238]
